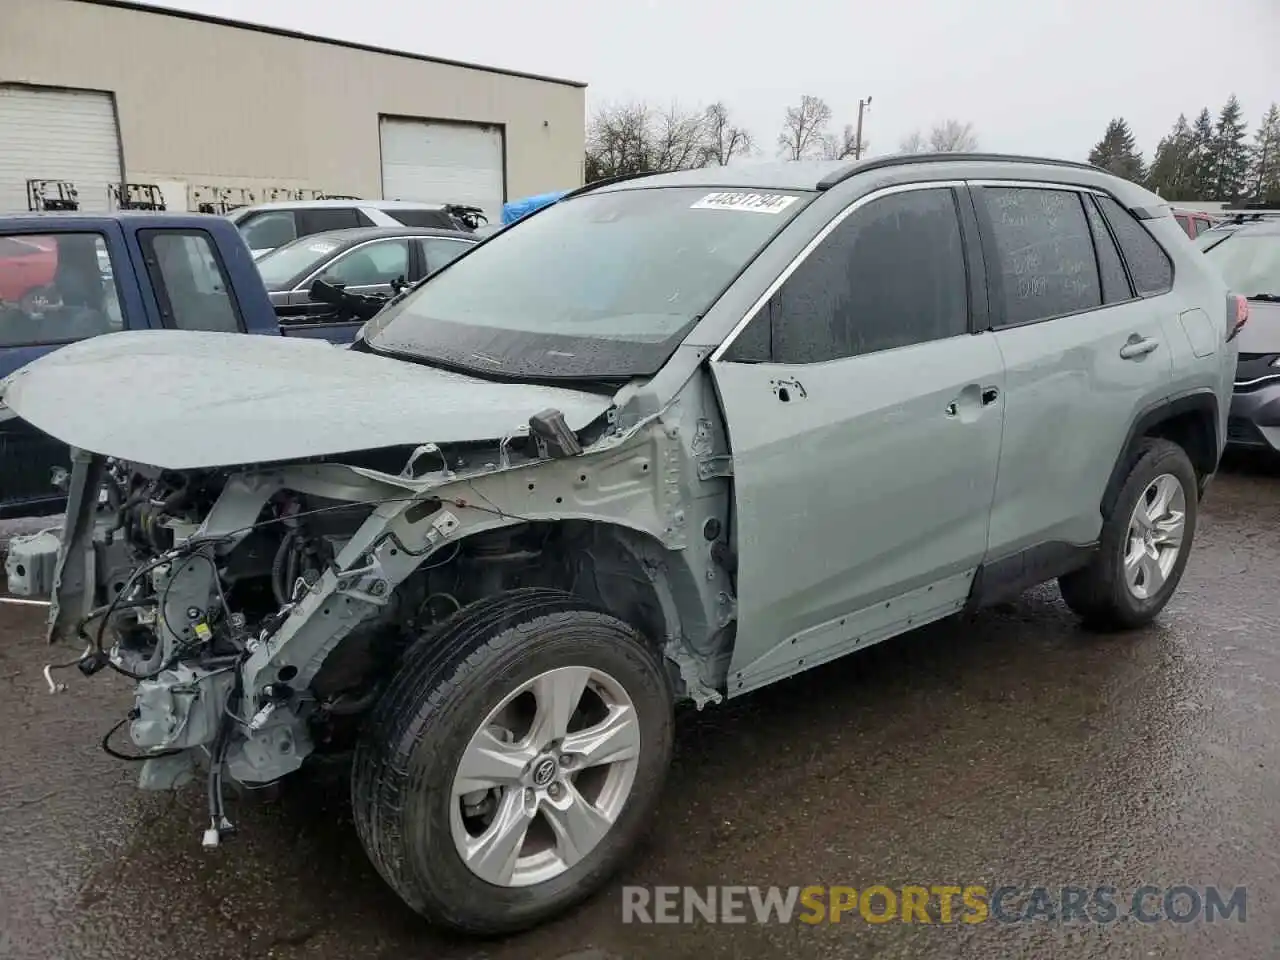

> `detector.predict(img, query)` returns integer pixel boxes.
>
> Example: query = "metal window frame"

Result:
[710,180,969,363]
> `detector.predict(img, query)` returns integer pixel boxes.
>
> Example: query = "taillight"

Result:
[1227,294,1249,342]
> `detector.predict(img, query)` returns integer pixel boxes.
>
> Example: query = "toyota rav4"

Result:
[2,154,1237,935]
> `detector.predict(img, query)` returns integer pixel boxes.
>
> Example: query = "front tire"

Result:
[1058,438,1198,630]
[352,588,674,935]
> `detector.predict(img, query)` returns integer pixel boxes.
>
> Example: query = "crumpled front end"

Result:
[34,392,729,847]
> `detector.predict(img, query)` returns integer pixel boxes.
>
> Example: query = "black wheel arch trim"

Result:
[1102,390,1221,519]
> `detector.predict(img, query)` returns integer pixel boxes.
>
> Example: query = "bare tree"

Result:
[822,124,861,160]
[584,102,652,181]
[778,95,833,160]
[584,101,713,182]
[898,129,928,154]
[651,103,708,173]
[928,119,979,153]
[702,102,754,166]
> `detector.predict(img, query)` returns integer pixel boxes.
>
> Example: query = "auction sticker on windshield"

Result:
[691,192,799,214]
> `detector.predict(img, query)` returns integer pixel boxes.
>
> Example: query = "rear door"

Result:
[709,183,1006,696]
[972,183,1174,557]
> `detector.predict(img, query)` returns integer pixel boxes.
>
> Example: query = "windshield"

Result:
[254,235,347,290]
[1202,232,1280,297]
[365,186,810,379]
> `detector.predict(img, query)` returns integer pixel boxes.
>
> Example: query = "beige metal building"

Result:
[0,0,587,223]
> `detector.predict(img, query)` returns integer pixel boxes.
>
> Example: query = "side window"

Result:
[726,188,968,365]
[239,212,296,252]
[418,237,472,273]
[321,240,410,287]
[1174,214,1194,238]
[1194,218,1212,237]
[1096,196,1174,297]
[977,187,1101,326]
[142,231,243,333]
[1082,195,1133,303]
[297,207,363,235]
[392,209,457,229]
[0,232,123,345]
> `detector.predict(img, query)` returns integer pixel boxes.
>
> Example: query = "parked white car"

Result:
[227,199,477,259]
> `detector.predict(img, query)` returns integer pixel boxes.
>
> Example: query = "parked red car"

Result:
[1171,208,1219,240]
[0,235,57,306]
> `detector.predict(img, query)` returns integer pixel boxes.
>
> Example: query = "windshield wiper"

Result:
[1247,293,1280,302]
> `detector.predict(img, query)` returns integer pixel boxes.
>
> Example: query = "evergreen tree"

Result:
[1087,118,1146,183]
[1250,103,1280,202]
[1189,108,1216,198]
[1146,114,1195,200]
[1206,95,1250,201]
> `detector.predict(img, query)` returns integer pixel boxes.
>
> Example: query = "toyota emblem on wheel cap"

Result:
[532,757,558,787]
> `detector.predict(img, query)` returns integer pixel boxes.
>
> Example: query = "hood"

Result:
[0,330,614,470]
[1238,300,1280,355]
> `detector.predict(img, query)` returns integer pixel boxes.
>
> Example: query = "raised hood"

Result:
[0,330,614,470]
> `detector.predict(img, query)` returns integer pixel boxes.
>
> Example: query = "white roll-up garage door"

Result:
[0,86,122,214]
[380,117,505,226]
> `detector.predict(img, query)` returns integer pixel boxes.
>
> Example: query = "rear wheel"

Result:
[352,588,673,935]
[1059,438,1197,630]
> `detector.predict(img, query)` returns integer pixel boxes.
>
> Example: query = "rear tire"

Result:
[352,588,673,935]
[1058,438,1197,630]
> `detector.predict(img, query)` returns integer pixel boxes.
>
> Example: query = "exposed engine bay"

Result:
[18,406,732,848]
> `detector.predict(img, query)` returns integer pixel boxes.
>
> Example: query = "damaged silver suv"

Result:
[2,155,1236,935]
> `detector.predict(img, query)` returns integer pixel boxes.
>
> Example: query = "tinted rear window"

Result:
[387,209,458,229]
[1201,232,1280,297]
[1097,197,1173,297]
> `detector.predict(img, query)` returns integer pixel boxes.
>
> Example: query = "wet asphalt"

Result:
[3,456,1280,959]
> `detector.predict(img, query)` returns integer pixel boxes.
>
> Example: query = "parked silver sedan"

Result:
[254,226,476,323]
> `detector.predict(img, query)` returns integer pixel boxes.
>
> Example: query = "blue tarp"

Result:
[501,190,570,225]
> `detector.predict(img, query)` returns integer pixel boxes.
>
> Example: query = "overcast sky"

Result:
[143,0,1277,162]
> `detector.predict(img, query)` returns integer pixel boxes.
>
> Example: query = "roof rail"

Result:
[1223,211,1279,224]
[816,152,1106,191]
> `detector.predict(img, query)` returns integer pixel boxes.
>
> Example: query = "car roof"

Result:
[288,226,476,246]
[588,152,1167,212]
[229,198,450,216]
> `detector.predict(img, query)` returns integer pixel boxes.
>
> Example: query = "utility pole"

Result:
[854,96,873,160]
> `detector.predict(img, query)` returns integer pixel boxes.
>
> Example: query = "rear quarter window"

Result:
[1096,196,1173,297]
[388,209,458,229]
[297,208,364,235]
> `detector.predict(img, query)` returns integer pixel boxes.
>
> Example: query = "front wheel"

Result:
[1059,438,1198,630]
[352,588,674,935]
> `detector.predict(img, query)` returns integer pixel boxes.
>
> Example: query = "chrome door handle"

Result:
[1119,336,1160,360]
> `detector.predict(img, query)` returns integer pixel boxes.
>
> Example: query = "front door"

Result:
[0,225,135,515]
[709,185,1006,696]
